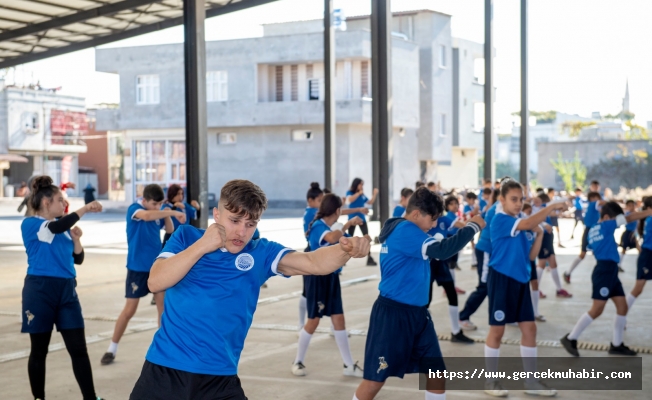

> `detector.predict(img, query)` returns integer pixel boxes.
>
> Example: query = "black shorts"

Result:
[581,227,590,253]
[574,210,584,222]
[126,270,151,298]
[430,259,453,286]
[620,231,637,250]
[591,260,625,301]
[637,248,652,281]
[538,232,555,259]
[130,360,247,400]
[304,273,343,319]
[348,221,369,236]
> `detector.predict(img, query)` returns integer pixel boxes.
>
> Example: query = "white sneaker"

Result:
[343,361,364,377]
[524,379,557,397]
[459,320,477,331]
[484,379,509,397]
[292,362,306,376]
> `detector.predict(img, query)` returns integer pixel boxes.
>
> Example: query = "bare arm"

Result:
[163,216,174,234]
[346,191,363,204]
[277,236,370,276]
[341,207,368,216]
[366,188,379,205]
[135,209,185,223]
[323,217,362,244]
[516,203,566,231]
[529,227,544,261]
[625,209,652,223]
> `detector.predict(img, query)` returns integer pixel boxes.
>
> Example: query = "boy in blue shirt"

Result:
[129,179,371,400]
[564,191,605,283]
[392,187,414,218]
[101,184,186,366]
[618,200,639,270]
[346,177,379,265]
[535,193,572,298]
[624,197,652,317]
[561,201,652,357]
[570,187,586,239]
[464,192,481,268]
[353,187,485,400]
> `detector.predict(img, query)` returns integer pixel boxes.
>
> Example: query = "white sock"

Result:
[613,315,627,347]
[426,392,446,400]
[481,253,490,283]
[531,290,539,317]
[298,296,307,329]
[450,267,456,282]
[333,329,354,367]
[107,341,118,356]
[619,253,626,266]
[484,345,500,373]
[550,269,562,291]
[449,306,460,334]
[352,395,359,400]
[626,293,636,310]
[520,345,538,383]
[294,328,313,364]
[568,312,593,340]
[536,267,544,282]
[568,257,583,275]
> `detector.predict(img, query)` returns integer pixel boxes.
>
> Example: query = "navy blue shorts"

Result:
[620,231,637,250]
[575,210,584,222]
[538,232,555,259]
[430,259,453,286]
[22,275,84,334]
[550,216,559,227]
[636,248,652,281]
[487,268,534,325]
[581,227,590,253]
[530,260,538,281]
[591,260,625,301]
[304,273,343,319]
[126,270,151,298]
[363,295,445,382]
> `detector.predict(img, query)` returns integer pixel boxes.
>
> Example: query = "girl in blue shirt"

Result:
[346,177,378,266]
[627,196,652,314]
[292,194,364,378]
[161,184,199,247]
[618,200,640,270]
[561,201,652,357]
[20,176,104,400]
[392,187,414,218]
[484,180,566,397]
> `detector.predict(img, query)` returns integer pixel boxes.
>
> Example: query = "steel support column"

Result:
[324,0,336,190]
[183,0,208,228]
[520,0,529,184]
[371,0,393,224]
[484,0,494,182]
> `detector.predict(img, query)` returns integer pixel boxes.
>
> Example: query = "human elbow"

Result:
[147,261,164,292]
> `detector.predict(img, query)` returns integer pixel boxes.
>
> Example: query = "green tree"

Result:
[571,152,587,190]
[560,121,597,137]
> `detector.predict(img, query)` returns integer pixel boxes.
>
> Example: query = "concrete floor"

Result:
[0,198,650,399]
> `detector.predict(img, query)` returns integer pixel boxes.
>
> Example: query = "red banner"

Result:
[50,109,88,145]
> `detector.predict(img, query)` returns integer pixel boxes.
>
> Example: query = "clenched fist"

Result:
[468,215,486,230]
[174,211,187,224]
[84,201,103,213]
[70,226,83,241]
[339,236,371,259]
[198,223,226,253]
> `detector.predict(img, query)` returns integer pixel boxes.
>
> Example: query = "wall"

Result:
[0,90,7,153]
[78,113,109,197]
[436,147,479,189]
[452,38,485,152]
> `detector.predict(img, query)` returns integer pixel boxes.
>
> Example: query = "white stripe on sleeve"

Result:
[271,248,294,276]
[421,237,436,260]
[157,252,176,259]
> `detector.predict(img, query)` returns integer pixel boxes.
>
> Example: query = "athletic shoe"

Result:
[556,289,572,298]
[524,379,557,397]
[563,272,571,284]
[484,380,509,397]
[366,255,378,266]
[618,266,625,273]
[558,243,565,248]
[535,315,547,322]
[150,296,156,305]
[539,291,547,299]
[560,334,579,357]
[100,352,115,365]
[459,320,477,331]
[608,343,637,356]
[261,283,268,288]
[455,286,466,294]
[343,361,364,377]
[292,362,307,376]
[451,331,475,344]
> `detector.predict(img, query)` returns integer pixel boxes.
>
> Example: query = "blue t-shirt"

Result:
[476,203,497,254]
[479,199,488,213]
[574,197,584,213]
[642,217,652,251]
[303,207,318,234]
[463,204,473,215]
[126,202,164,272]
[443,211,459,236]
[428,216,452,238]
[624,212,637,232]
[346,190,368,221]
[22,216,76,278]
[393,205,406,218]
[489,212,533,284]
[584,201,601,228]
[161,202,197,231]
[588,216,626,263]
[379,220,436,306]
[308,219,332,251]
[147,225,294,375]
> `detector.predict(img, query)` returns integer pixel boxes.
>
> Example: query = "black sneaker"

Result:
[471,264,477,269]
[618,266,625,273]
[366,255,377,266]
[608,343,637,356]
[451,331,475,344]
[100,352,115,365]
[560,334,579,357]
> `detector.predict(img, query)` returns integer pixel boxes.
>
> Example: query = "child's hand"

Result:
[71,226,83,241]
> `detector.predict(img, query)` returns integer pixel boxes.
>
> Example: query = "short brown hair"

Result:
[219,179,268,220]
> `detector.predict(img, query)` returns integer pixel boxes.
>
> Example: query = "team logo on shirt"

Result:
[25,310,34,325]
[377,357,388,373]
[131,282,139,294]
[317,301,325,313]
[599,287,609,297]
[494,310,505,322]
[525,232,534,242]
[235,253,255,271]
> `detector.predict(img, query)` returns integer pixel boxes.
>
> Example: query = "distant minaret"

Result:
[622,79,630,113]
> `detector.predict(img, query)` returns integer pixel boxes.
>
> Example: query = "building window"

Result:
[133,140,185,198]
[292,130,313,141]
[439,45,447,69]
[308,78,322,101]
[440,114,447,136]
[22,112,39,134]
[207,71,228,102]
[275,66,284,102]
[218,132,237,145]
[136,75,160,105]
[291,65,298,101]
[361,61,370,98]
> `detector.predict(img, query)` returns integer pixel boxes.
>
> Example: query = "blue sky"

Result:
[3,0,651,131]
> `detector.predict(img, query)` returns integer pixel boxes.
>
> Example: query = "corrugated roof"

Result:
[0,0,278,69]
